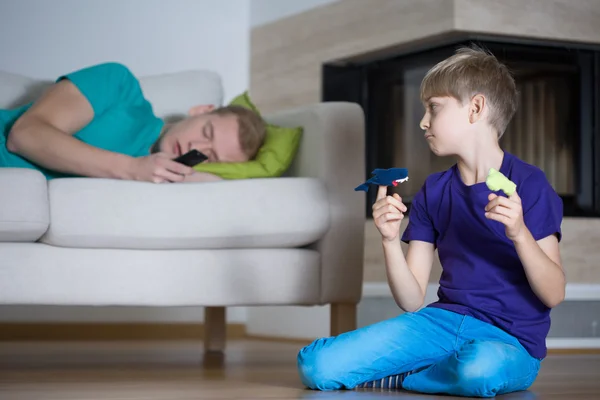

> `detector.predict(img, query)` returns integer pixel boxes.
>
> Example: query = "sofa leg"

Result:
[204,306,226,353]
[330,303,357,336]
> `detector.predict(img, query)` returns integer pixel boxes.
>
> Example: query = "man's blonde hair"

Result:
[420,45,518,137]
[211,105,266,159]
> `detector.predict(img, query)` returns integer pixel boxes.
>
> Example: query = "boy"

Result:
[297,46,564,398]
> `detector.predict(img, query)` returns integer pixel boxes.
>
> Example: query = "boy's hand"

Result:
[372,185,407,242]
[485,191,527,242]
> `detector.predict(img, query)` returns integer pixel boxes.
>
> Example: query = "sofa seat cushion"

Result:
[41,177,330,249]
[0,168,49,242]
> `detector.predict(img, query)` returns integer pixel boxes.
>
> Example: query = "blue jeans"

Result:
[297,307,541,398]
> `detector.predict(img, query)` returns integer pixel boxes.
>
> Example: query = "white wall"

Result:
[251,0,340,27]
[0,0,249,104]
[0,0,249,323]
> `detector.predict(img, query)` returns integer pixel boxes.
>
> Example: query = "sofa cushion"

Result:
[0,168,50,242]
[41,177,330,249]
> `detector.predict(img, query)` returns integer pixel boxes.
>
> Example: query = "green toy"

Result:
[486,168,517,196]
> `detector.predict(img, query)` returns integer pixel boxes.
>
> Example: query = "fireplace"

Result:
[323,37,600,218]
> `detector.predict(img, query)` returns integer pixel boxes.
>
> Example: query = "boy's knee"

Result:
[454,362,502,397]
[297,340,345,391]
[453,343,506,397]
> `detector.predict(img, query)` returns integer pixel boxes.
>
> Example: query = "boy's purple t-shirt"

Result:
[401,152,563,359]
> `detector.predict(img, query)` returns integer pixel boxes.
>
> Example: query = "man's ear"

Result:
[189,104,215,116]
[469,94,486,124]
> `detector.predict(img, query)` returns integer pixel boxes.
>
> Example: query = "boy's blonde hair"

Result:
[420,45,518,138]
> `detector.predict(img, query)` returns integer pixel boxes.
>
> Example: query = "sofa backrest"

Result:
[0,67,224,122]
[138,70,223,122]
[0,71,49,110]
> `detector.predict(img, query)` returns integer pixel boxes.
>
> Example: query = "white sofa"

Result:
[0,68,365,351]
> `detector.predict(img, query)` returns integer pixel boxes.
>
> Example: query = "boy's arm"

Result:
[383,239,435,312]
[513,231,565,308]
[373,182,436,312]
[486,191,565,308]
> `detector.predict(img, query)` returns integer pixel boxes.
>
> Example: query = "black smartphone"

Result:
[173,149,208,167]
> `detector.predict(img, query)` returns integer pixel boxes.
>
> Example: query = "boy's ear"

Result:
[189,104,215,116]
[469,94,486,124]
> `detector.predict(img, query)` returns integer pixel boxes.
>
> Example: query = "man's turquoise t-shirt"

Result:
[0,63,164,179]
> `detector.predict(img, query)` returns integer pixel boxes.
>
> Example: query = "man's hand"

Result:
[181,171,223,183]
[485,191,527,242]
[128,153,194,183]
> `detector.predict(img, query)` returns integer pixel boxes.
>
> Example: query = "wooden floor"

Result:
[0,340,599,399]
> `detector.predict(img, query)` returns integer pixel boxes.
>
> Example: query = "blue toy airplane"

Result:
[355,168,409,192]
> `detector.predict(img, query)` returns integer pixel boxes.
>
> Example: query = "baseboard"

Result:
[363,282,600,300]
[0,323,246,341]
[547,348,600,354]
[546,338,600,350]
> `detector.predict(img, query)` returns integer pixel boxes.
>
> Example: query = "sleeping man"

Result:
[0,62,266,183]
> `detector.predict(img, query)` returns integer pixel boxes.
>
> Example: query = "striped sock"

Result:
[354,370,414,390]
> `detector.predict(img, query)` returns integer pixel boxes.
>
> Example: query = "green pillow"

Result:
[192,91,303,179]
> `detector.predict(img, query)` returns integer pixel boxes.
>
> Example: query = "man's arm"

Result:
[7,79,134,179]
[514,232,565,308]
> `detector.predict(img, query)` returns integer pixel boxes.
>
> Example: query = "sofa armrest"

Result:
[264,102,365,304]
